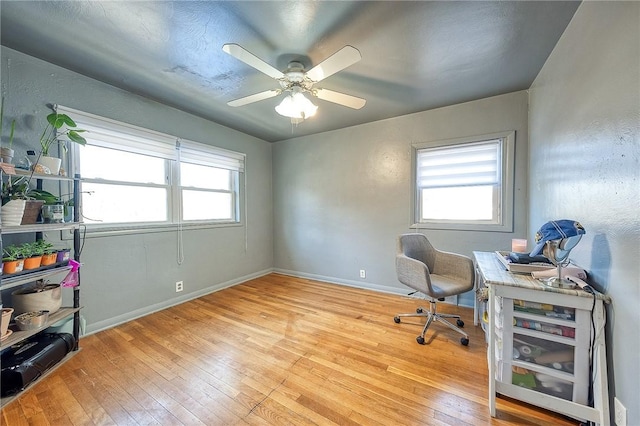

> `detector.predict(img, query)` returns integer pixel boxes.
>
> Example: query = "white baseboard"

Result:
[86,268,274,335]
[86,267,473,336]
[272,268,473,308]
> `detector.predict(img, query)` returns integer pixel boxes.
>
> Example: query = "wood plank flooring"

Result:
[1,274,580,425]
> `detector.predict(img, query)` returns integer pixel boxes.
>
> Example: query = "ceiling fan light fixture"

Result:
[275,91,318,120]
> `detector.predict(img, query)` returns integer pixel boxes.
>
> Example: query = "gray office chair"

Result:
[394,233,475,345]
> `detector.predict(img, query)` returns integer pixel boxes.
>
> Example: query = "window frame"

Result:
[411,131,515,232]
[59,106,245,237]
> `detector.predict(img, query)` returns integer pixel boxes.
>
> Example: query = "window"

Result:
[413,131,515,232]
[58,106,245,231]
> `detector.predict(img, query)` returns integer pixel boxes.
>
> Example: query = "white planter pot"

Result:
[1,199,26,226]
[36,156,62,175]
[11,284,62,315]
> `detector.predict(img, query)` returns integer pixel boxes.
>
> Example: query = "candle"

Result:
[512,238,528,253]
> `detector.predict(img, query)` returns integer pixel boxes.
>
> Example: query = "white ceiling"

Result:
[0,1,580,142]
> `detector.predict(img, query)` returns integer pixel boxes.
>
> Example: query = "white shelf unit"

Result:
[473,251,610,426]
[1,171,83,407]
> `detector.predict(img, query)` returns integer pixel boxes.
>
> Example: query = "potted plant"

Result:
[30,188,64,223]
[0,98,17,164]
[21,241,44,270]
[38,240,58,266]
[1,176,50,225]
[36,108,87,175]
[11,279,62,315]
[1,175,30,225]
[2,244,25,274]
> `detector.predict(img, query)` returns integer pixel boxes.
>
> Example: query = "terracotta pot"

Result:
[12,284,62,315]
[41,253,57,266]
[23,255,43,270]
[2,259,24,274]
[1,147,14,164]
[1,307,13,338]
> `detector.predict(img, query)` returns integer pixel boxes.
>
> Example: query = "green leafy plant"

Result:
[39,241,57,255]
[2,245,23,261]
[0,176,60,206]
[0,97,16,149]
[1,175,30,205]
[39,110,87,156]
[23,241,45,258]
[28,189,60,205]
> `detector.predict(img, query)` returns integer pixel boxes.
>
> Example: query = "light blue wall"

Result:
[1,47,274,333]
[272,91,530,305]
[528,2,640,423]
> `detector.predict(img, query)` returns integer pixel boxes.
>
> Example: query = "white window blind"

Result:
[417,140,501,189]
[178,139,245,172]
[56,105,176,160]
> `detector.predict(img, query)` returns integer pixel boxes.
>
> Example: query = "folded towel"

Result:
[531,266,587,280]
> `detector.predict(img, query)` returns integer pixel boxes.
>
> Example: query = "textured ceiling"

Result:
[0,1,580,142]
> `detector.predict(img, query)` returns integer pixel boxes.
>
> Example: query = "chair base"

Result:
[394,299,469,346]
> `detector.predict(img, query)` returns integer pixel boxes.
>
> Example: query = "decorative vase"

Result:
[36,156,62,175]
[1,199,26,226]
[12,284,62,315]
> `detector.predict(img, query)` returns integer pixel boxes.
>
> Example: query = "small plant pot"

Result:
[56,249,71,263]
[21,200,45,225]
[12,284,62,315]
[64,205,74,223]
[23,255,43,270]
[41,253,57,266]
[1,307,14,339]
[2,259,24,274]
[41,204,65,223]
[36,156,62,175]
[1,147,14,164]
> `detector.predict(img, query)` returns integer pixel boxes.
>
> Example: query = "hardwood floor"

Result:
[1,274,580,425]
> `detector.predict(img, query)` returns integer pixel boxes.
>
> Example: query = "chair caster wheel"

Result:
[416,336,425,345]
[394,316,401,323]
[457,319,464,327]
[460,337,469,346]
[416,307,423,314]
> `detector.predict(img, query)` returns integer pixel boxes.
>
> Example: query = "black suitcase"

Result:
[1,333,75,397]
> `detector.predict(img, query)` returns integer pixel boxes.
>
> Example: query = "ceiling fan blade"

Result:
[306,46,362,82]
[227,89,280,107]
[314,89,366,110]
[222,43,284,80]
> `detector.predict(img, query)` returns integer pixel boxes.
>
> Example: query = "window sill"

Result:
[411,221,513,233]
[61,221,243,239]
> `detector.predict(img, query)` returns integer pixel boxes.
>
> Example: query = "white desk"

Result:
[473,251,611,426]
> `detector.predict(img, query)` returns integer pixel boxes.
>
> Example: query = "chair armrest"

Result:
[432,250,475,285]
[396,254,434,294]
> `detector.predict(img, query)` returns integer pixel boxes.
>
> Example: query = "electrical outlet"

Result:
[359,269,366,279]
[175,281,184,292]
[614,397,627,426]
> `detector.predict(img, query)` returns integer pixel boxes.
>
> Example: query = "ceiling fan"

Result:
[222,43,366,121]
